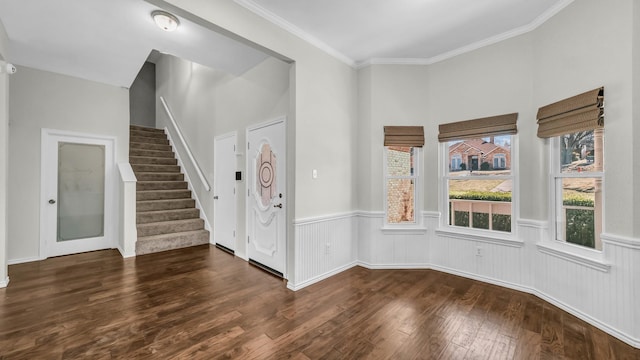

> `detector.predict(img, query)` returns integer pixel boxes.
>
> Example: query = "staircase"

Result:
[129,125,210,255]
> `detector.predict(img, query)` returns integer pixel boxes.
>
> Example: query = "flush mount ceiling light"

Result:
[152,10,180,32]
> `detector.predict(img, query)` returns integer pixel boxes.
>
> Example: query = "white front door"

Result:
[40,129,115,258]
[247,117,286,276]
[213,132,237,252]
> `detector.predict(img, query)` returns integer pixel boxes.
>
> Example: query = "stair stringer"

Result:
[162,127,213,244]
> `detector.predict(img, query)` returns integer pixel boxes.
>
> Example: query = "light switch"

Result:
[312,169,318,179]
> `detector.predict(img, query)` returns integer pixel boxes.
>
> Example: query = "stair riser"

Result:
[137,219,205,237]
[130,149,174,158]
[130,142,172,152]
[129,157,177,166]
[137,181,188,191]
[136,173,184,181]
[137,199,195,212]
[137,190,191,201]
[131,164,181,173]
[136,231,210,255]
[129,136,169,145]
[137,209,200,224]
[130,128,166,136]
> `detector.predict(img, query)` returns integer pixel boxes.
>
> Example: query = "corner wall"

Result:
[8,66,129,263]
[0,18,9,287]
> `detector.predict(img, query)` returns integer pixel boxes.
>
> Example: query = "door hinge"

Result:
[247,142,250,150]
[248,189,250,197]
[233,230,236,238]
[233,188,236,195]
[247,236,250,243]
[233,144,236,152]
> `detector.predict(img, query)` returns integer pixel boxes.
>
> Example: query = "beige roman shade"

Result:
[437,113,518,142]
[537,87,604,138]
[384,126,425,147]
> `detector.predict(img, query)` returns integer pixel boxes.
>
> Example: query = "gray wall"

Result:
[8,66,129,262]
[129,61,156,128]
[156,54,290,260]
[357,0,638,238]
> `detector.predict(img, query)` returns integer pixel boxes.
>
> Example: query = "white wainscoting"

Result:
[289,210,640,348]
[288,212,358,291]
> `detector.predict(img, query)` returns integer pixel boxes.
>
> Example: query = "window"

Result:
[385,146,418,224]
[383,126,424,227]
[536,87,604,251]
[444,136,513,233]
[493,154,506,169]
[451,155,462,171]
[552,129,604,250]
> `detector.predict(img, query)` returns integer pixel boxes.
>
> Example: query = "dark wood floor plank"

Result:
[0,245,638,359]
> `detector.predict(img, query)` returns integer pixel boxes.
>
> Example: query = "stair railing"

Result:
[159,96,211,192]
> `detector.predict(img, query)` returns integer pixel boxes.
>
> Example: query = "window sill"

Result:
[536,241,610,273]
[435,227,523,248]
[381,227,427,235]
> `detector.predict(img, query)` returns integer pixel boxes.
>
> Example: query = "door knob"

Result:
[49,199,56,204]
[274,203,283,208]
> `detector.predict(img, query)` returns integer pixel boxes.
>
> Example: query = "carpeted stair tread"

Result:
[136,189,192,201]
[129,156,177,166]
[137,208,200,224]
[137,198,195,212]
[131,164,181,173]
[135,172,184,181]
[130,142,173,152]
[136,181,188,191]
[136,230,210,255]
[130,149,175,158]
[130,124,209,255]
[137,218,205,237]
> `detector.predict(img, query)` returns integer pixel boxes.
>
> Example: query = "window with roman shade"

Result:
[539,87,605,251]
[536,87,604,138]
[383,126,424,227]
[439,113,518,234]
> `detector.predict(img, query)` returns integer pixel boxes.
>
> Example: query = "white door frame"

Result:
[245,116,287,278]
[213,131,238,252]
[39,128,117,259]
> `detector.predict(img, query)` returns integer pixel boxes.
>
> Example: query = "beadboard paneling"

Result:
[289,213,357,290]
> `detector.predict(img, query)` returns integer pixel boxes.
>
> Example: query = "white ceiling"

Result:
[235,0,574,66]
[0,0,270,88]
[0,0,574,87]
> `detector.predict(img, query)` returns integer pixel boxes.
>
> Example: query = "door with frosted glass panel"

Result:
[41,130,115,258]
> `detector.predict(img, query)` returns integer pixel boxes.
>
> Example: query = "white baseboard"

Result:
[7,256,41,265]
[357,261,430,270]
[0,277,8,288]
[117,246,136,259]
[287,261,358,291]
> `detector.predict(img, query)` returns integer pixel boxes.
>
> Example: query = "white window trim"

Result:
[546,136,605,255]
[382,146,425,231]
[439,136,518,238]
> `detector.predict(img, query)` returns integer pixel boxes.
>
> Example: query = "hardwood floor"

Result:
[1,245,638,359]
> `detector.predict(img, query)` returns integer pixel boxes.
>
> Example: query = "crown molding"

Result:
[236,0,574,70]
[234,0,355,67]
